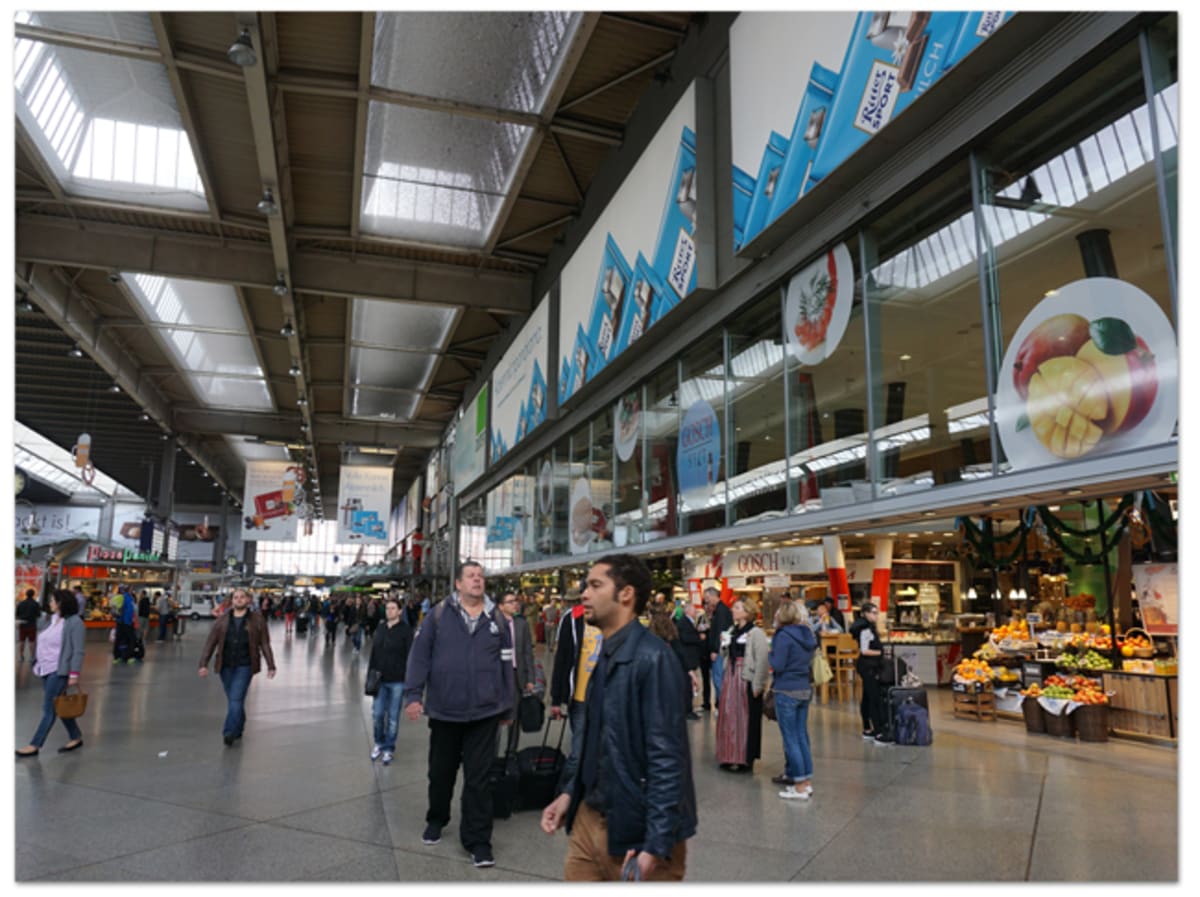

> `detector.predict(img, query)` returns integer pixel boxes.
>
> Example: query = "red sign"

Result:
[87,544,124,562]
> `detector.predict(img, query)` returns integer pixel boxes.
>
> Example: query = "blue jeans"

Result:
[712,654,725,703]
[774,692,814,782]
[32,674,82,748]
[218,664,254,738]
[372,681,404,752]
[351,627,363,651]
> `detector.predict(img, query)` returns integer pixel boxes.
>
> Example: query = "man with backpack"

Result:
[110,587,138,664]
[404,561,514,869]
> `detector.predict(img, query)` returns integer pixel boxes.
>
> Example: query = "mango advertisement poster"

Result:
[994,278,1176,470]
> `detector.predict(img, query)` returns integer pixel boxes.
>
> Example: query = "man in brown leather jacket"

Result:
[198,589,276,746]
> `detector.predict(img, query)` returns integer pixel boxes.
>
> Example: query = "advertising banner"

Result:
[559,84,698,404]
[491,296,550,461]
[240,460,304,542]
[452,385,489,490]
[15,560,45,603]
[336,463,394,544]
[170,510,228,562]
[614,391,641,463]
[731,11,1011,250]
[13,504,101,546]
[112,502,150,549]
[677,399,721,506]
[1132,563,1177,635]
[994,279,1177,470]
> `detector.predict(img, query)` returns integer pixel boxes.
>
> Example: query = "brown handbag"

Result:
[54,685,88,720]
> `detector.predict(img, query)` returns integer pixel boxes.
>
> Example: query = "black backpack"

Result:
[894,698,933,746]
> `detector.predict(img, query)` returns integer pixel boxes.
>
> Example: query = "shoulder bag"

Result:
[364,669,382,697]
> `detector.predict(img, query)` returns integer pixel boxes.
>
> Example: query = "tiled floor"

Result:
[13,620,1178,881]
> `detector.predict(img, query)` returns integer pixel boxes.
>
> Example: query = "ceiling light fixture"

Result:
[899,353,913,361]
[288,363,302,377]
[139,413,150,422]
[67,343,84,358]
[257,187,278,216]
[280,320,294,337]
[273,276,288,297]
[297,396,307,406]
[227,27,257,67]
[109,383,121,393]
[16,293,35,313]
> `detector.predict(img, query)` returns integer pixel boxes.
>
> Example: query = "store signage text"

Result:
[87,544,161,564]
[723,545,824,576]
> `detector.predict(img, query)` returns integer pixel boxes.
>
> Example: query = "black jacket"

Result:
[706,600,733,655]
[16,597,41,625]
[369,619,413,683]
[675,614,702,671]
[560,622,698,859]
[550,608,588,706]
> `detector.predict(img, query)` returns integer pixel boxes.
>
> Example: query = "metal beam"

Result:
[349,12,375,241]
[495,214,576,250]
[171,408,444,449]
[150,14,222,224]
[17,214,534,313]
[557,50,676,114]
[14,23,161,62]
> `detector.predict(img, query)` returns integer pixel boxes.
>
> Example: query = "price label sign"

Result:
[1026,613,1042,625]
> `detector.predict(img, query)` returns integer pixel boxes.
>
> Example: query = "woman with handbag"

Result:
[366,596,412,765]
[17,589,86,757]
[767,601,818,799]
[715,597,769,772]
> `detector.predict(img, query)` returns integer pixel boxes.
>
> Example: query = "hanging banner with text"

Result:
[492,295,550,462]
[336,464,394,544]
[452,385,489,490]
[241,460,303,542]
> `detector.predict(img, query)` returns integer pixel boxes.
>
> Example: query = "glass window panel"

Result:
[372,12,579,114]
[728,293,788,524]
[1145,17,1177,281]
[588,410,615,554]
[563,422,593,556]
[642,364,679,542]
[351,298,456,350]
[15,421,138,499]
[785,243,872,514]
[349,346,435,393]
[124,274,249,332]
[165,330,263,377]
[612,387,646,547]
[678,337,727,534]
[976,36,1174,479]
[26,10,157,44]
[361,101,531,246]
[185,375,273,411]
[349,388,420,421]
[864,158,991,500]
[550,438,570,558]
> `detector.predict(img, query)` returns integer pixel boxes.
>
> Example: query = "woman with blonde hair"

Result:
[715,597,769,771]
[768,600,818,798]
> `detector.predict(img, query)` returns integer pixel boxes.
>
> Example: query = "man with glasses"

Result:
[198,589,276,746]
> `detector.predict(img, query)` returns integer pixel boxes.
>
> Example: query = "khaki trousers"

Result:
[563,801,687,882]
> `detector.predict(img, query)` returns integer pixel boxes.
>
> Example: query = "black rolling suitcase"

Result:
[296,613,310,636]
[516,716,567,811]
[131,632,145,662]
[488,736,520,819]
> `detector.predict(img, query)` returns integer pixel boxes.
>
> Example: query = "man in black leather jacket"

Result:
[540,554,697,881]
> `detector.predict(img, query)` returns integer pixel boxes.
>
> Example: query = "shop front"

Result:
[54,543,178,626]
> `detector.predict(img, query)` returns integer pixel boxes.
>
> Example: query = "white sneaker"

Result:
[370,745,382,761]
[381,752,393,766]
[779,785,811,800]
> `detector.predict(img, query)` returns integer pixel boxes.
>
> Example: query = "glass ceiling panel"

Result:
[226,436,291,462]
[350,299,456,350]
[14,16,207,212]
[361,102,531,247]
[18,10,158,44]
[124,273,248,332]
[165,330,263,377]
[371,12,579,114]
[185,375,274,412]
[349,346,435,393]
[350,388,420,422]
[15,421,139,499]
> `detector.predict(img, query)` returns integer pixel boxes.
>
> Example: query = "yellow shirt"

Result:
[573,623,603,703]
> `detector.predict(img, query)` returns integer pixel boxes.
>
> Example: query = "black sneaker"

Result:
[421,823,442,846]
[686,711,701,721]
[469,845,495,868]
[861,730,875,740]
[771,773,793,786]
[223,735,234,746]
[873,733,894,746]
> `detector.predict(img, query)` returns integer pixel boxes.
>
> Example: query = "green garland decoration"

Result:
[1037,495,1132,538]
[957,512,1034,568]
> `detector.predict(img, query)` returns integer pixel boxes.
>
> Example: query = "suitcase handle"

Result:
[534,713,568,763]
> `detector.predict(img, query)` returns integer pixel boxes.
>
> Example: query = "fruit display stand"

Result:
[951,661,996,721]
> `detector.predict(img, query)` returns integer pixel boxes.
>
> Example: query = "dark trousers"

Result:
[698,653,712,709]
[219,664,254,738]
[426,715,502,851]
[860,665,888,735]
[113,622,136,660]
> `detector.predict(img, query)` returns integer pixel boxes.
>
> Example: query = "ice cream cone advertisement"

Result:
[240,460,300,541]
[995,278,1177,470]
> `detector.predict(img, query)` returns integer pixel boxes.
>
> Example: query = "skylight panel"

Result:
[350,389,420,422]
[13,18,208,212]
[15,421,139,499]
[350,299,456,350]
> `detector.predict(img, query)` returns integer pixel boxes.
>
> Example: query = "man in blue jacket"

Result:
[404,561,514,869]
[540,554,697,881]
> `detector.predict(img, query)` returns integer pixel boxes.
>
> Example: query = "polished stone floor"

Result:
[13,619,1178,882]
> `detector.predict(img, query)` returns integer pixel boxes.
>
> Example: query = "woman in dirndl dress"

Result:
[715,597,770,771]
